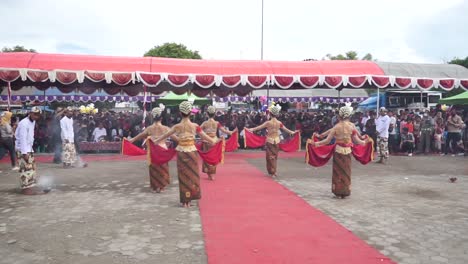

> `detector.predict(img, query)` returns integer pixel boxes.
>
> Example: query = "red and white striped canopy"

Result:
[1,52,467,97]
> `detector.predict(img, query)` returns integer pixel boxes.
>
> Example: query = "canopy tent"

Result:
[1,53,468,99]
[438,91,468,105]
[156,92,211,106]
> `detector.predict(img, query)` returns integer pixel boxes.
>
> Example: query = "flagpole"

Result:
[7,82,11,111]
[261,0,270,106]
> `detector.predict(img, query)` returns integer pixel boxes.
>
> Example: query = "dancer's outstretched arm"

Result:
[352,131,367,145]
[129,129,148,143]
[313,128,335,147]
[218,123,237,135]
[248,121,268,132]
[280,123,297,135]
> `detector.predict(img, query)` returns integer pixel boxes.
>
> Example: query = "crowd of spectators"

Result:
[1,104,467,158]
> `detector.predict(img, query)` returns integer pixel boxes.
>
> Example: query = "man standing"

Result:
[52,107,65,164]
[445,110,465,156]
[15,107,48,195]
[388,111,397,154]
[376,107,391,164]
[418,110,434,154]
[60,107,77,168]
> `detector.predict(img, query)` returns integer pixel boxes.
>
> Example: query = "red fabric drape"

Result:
[279,133,301,152]
[306,142,335,167]
[122,138,224,166]
[244,129,266,148]
[121,138,146,156]
[352,139,374,165]
[148,141,177,165]
[305,135,374,167]
[196,140,224,166]
[225,131,239,152]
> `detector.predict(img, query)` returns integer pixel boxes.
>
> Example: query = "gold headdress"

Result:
[268,102,281,116]
[179,101,193,115]
[338,102,353,119]
[207,106,216,114]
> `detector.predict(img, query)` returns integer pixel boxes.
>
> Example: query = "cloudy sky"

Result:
[1,0,467,63]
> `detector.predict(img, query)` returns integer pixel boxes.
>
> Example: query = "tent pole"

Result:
[376,87,380,113]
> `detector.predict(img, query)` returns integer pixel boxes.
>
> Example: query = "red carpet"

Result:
[199,157,395,264]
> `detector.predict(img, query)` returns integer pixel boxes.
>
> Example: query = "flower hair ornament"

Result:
[179,101,193,115]
[207,106,216,114]
[338,102,353,119]
[268,102,282,116]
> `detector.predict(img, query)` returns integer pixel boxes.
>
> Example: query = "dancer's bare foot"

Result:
[208,175,215,181]
[155,188,161,193]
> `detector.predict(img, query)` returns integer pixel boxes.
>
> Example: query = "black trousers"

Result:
[0,137,16,167]
[445,132,461,154]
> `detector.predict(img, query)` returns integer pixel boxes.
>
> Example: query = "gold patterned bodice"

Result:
[266,118,282,144]
[202,119,218,138]
[175,120,197,152]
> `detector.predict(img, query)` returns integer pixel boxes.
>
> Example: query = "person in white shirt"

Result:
[388,111,397,154]
[92,123,107,142]
[361,112,370,133]
[376,107,391,164]
[60,107,77,168]
[15,107,48,195]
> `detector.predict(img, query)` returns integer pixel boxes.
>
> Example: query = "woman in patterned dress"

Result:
[246,103,298,177]
[310,104,369,198]
[200,106,236,180]
[153,101,217,208]
[130,105,176,193]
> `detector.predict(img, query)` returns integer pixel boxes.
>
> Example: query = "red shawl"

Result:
[306,135,374,167]
[121,138,146,156]
[244,129,301,152]
[224,131,239,152]
[123,138,224,166]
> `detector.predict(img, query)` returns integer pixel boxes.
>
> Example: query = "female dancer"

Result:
[153,101,217,207]
[246,104,298,177]
[201,106,236,180]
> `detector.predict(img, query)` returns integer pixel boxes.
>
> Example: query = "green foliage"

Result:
[1,45,37,53]
[448,56,468,69]
[324,51,374,61]
[144,42,202,59]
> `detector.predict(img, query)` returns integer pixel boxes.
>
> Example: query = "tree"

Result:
[323,51,374,61]
[448,56,468,69]
[2,45,37,53]
[144,42,202,59]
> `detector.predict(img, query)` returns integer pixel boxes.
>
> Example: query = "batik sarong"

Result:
[149,163,170,191]
[17,152,38,189]
[377,136,389,159]
[202,142,217,175]
[266,142,279,175]
[176,151,201,203]
[62,142,77,165]
[332,152,351,197]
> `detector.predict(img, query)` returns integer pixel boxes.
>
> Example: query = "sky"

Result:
[1,0,467,63]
